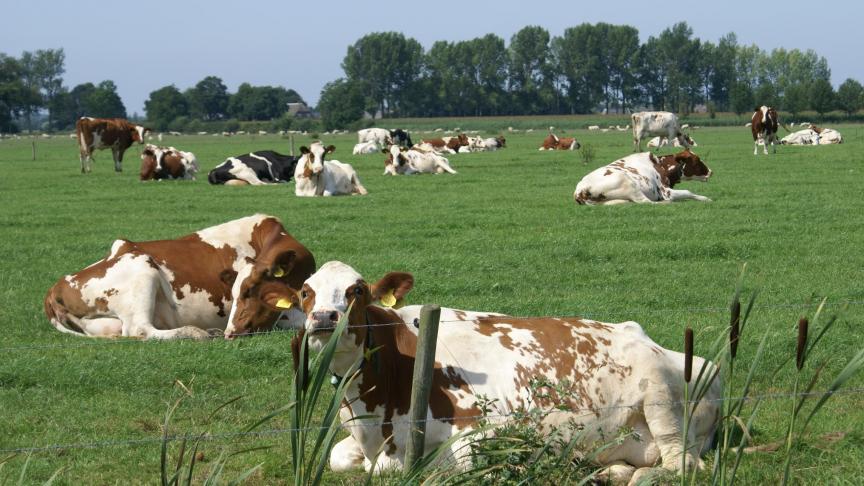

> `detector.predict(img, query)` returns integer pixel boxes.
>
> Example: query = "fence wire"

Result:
[3,387,864,455]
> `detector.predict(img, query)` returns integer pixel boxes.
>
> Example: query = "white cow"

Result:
[352,141,380,155]
[780,127,843,145]
[294,142,368,197]
[383,145,457,175]
[631,111,690,151]
[357,128,392,146]
[574,151,712,205]
[296,261,722,484]
[646,136,697,149]
[481,136,506,151]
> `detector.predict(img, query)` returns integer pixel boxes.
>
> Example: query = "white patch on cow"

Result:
[248,152,277,180]
[135,125,145,143]
[225,158,268,185]
[760,105,769,124]
[196,214,264,270]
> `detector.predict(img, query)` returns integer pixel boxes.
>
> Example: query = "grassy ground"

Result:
[1,123,864,484]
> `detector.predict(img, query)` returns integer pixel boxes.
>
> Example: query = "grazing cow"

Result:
[139,144,199,181]
[631,111,690,152]
[751,106,779,154]
[44,214,315,340]
[294,142,367,197]
[358,128,392,146]
[294,261,721,482]
[574,150,712,205]
[208,150,299,186]
[538,133,580,151]
[588,125,600,131]
[76,117,149,173]
[383,145,457,175]
[353,141,380,155]
[389,128,413,148]
[481,136,506,151]
[421,134,469,154]
[646,135,697,149]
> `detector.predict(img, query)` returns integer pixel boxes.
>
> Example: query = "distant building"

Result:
[287,102,317,118]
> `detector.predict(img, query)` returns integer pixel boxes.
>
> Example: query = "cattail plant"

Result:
[681,327,693,486]
[782,317,809,485]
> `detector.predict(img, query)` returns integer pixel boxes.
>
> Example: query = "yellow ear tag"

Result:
[273,267,285,278]
[275,298,293,309]
[380,290,397,308]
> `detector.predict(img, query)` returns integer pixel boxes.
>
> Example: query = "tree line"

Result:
[318,22,864,129]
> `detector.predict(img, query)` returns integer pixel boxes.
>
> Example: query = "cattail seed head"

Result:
[730,298,741,359]
[684,327,694,383]
[796,317,808,371]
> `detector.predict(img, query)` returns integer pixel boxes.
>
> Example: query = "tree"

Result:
[342,32,423,117]
[186,76,228,120]
[145,85,187,129]
[15,51,43,131]
[0,53,29,132]
[836,78,864,116]
[809,78,835,115]
[783,83,808,118]
[509,26,553,114]
[32,48,65,129]
[227,83,300,121]
[553,24,604,113]
[86,80,127,118]
[317,78,365,130]
[730,81,754,115]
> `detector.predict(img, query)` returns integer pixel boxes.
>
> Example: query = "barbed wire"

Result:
[3,386,863,455]
[3,298,863,353]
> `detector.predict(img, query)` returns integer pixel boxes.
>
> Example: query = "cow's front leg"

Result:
[112,148,123,172]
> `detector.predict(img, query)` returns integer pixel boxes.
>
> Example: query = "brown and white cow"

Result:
[76,117,150,173]
[294,261,721,483]
[44,214,314,340]
[294,142,367,197]
[139,144,199,181]
[751,106,779,155]
[538,133,580,151]
[574,150,712,205]
[631,112,690,152]
[421,134,469,154]
[383,145,457,175]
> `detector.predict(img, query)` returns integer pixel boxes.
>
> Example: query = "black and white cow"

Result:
[208,151,299,185]
[390,128,413,148]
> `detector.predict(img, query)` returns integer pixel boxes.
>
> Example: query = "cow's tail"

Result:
[781,123,793,133]
[43,285,86,336]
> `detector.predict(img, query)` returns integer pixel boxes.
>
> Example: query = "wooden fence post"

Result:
[32,140,36,161]
[403,304,441,470]
[290,134,295,156]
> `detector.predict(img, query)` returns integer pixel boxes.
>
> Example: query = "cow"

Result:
[780,126,843,145]
[751,106,779,154]
[646,136,697,149]
[294,141,367,197]
[389,128,413,148]
[139,144,199,181]
[383,145,457,175]
[574,150,712,205]
[293,261,721,483]
[208,150,299,186]
[421,134,469,154]
[631,111,690,152]
[358,128,392,146]
[76,117,149,173]
[538,133,580,151]
[43,214,314,340]
[353,141,380,155]
[457,136,487,153]
[481,136,506,151]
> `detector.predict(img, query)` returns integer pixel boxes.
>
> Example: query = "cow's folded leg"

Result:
[145,326,214,340]
[597,461,636,485]
[329,436,365,472]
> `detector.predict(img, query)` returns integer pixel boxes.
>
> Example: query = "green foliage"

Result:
[186,76,229,121]
[227,83,301,121]
[146,85,189,130]
[318,79,365,130]
[782,83,808,117]
[836,79,864,116]
[809,79,836,116]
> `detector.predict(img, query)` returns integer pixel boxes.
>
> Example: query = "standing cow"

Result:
[751,106,779,155]
[76,117,149,173]
[631,112,690,152]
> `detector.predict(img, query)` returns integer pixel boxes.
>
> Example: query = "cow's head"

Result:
[140,147,157,181]
[299,261,413,355]
[131,125,150,144]
[299,142,335,176]
[496,136,506,148]
[383,145,408,175]
[224,248,303,339]
[669,150,712,182]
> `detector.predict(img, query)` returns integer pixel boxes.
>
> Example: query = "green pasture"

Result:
[1,123,863,484]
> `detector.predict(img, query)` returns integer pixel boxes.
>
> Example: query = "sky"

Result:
[3,1,860,115]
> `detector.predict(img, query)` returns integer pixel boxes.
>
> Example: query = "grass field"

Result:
[2,123,864,484]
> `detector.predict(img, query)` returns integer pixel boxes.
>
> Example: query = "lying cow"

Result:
[383,145,457,175]
[76,117,150,173]
[390,128,413,148]
[421,134,469,154]
[457,136,487,153]
[353,141,380,155]
[539,133,580,150]
[574,150,712,205]
[44,214,314,340]
[358,128,392,146]
[294,142,367,196]
[294,261,721,483]
[646,135,697,149]
[208,150,299,185]
[139,144,198,181]
[482,136,506,151]
[631,111,690,152]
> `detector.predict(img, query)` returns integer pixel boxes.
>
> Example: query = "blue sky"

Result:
[3,1,859,114]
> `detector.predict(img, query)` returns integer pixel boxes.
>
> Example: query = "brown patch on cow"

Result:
[140,149,158,180]
[603,169,613,176]
[103,288,118,297]
[95,297,109,312]
[421,138,446,147]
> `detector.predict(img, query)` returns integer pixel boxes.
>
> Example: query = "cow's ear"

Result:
[268,250,297,278]
[371,272,414,304]
[325,145,336,153]
[299,146,310,154]
[220,269,238,285]
[261,284,300,311]
[381,148,389,154]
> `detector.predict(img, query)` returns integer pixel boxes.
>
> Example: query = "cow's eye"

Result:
[301,290,308,299]
[354,287,364,296]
